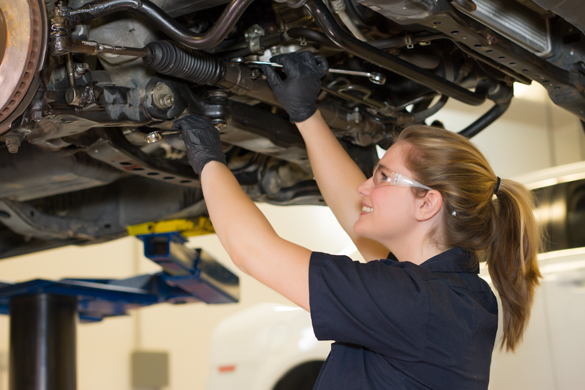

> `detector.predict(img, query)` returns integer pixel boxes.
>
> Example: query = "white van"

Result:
[208,161,585,390]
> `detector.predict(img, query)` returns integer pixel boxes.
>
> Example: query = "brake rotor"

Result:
[0,0,45,125]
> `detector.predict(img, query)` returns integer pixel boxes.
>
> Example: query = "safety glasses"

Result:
[372,165,432,191]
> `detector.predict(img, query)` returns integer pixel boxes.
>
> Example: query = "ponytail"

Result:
[395,125,542,352]
[488,180,542,352]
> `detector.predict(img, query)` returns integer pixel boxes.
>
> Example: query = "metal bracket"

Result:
[89,129,201,187]
[0,199,121,240]
[404,35,414,49]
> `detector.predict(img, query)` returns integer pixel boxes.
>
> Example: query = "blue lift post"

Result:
[0,226,239,390]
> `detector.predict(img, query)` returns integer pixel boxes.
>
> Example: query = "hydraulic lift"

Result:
[0,217,239,390]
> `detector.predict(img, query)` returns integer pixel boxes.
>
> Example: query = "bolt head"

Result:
[211,119,227,129]
[152,84,175,110]
[249,70,261,80]
[369,72,386,85]
[145,132,163,144]
[163,95,174,107]
[66,87,82,106]
[5,135,21,154]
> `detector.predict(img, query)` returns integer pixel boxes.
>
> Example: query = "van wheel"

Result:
[272,361,325,390]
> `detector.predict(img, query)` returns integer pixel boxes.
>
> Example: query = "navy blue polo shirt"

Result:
[309,247,498,389]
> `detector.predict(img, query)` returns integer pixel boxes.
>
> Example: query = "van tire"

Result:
[272,361,325,390]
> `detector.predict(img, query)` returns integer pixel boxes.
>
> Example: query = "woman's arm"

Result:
[201,162,312,311]
[296,112,389,261]
[264,53,388,261]
[174,115,312,311]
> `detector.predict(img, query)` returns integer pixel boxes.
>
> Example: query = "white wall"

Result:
[428,82,585,177]
[0,238,138,390]
[0,83,583,389]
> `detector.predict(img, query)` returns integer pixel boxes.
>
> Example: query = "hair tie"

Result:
[494,177,501,194]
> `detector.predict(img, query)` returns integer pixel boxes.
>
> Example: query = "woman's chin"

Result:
[353,220,371,239]
[353,220,363,236]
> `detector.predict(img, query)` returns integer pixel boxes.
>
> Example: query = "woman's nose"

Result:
[357,177,373,197]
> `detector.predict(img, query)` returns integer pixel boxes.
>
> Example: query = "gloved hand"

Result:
[262,51,329,123]
[173,115,226,176]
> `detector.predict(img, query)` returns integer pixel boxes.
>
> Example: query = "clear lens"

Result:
[372,166,432,190]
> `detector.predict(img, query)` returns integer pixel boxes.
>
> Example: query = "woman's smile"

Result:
[361,204,373,215]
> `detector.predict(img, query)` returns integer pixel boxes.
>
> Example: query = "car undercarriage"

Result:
[1,0,585,259]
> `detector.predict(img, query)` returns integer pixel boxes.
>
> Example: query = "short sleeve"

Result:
[309,252,429,361]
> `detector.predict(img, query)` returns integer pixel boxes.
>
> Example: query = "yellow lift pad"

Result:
[127,217,215,237]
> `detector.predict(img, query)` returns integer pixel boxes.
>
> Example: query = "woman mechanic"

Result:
[174,52,542,389]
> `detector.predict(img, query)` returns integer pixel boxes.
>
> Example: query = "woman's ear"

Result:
[415,190,443,222]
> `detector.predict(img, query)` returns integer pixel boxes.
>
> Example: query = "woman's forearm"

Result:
[200,161,312,310]
[296,111,388,259]
[201,161,278,268]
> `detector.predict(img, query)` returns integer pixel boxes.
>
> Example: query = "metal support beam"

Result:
[9,294,77,390]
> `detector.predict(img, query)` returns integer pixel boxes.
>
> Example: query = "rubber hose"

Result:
[393,95,449,125]
[458,100,511,138]
[411,95,449,122]
[143,41,224,85]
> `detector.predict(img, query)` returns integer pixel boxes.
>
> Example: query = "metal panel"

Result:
[0,143,123,202]
[532,0,585,36]
[454,0,552,56]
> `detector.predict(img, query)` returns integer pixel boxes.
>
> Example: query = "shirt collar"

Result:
[419,247,478,274]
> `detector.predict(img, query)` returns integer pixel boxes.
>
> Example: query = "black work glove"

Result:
[173,115,226,176]
[262,52,329,123]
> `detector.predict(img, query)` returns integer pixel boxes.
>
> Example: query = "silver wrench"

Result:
[237,60,387,85]
[144,130,181,144]
[145,118,226,143]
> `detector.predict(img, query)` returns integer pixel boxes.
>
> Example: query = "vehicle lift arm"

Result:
[0,217,239,390]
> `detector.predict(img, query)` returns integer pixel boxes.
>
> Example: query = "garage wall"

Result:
[0,83,583,390]
[428,82,585,177]
[0,238,138,390]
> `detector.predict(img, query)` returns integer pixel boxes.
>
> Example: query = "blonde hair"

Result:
[395,125,542,352]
